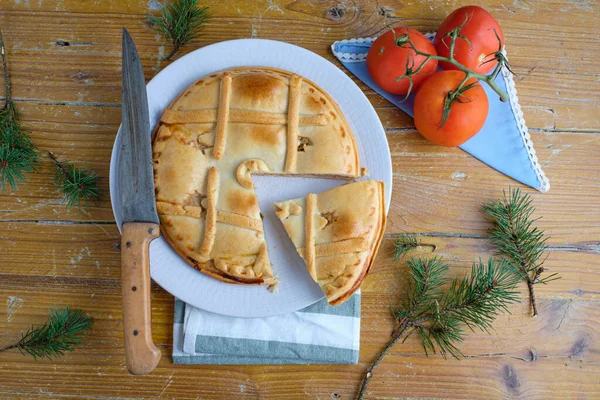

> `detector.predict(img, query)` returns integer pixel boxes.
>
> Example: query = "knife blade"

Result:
[120,27,161,375]
[121,30,159,225]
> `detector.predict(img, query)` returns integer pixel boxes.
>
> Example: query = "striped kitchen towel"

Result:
[172,293,361,364]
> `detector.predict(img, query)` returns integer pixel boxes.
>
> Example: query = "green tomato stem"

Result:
[412,51,509,102]
[396,25,510,103]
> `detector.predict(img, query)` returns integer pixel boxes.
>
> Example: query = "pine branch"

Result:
[357,323,410,400]
[357,257,519,399]
[0,28,39,191]
[147,0,211,60]
[48,152,101,212]
[483,188,559,317]
[0,306,92,360]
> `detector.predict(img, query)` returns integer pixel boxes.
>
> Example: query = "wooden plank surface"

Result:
[0,0,598,398]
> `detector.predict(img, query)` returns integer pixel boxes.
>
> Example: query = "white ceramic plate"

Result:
[110,39,392,317]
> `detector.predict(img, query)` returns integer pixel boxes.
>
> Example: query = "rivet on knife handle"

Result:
[121,222,161,375]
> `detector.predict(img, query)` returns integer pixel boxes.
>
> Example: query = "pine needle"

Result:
[395,256,449,319]
[482,188,559,317]
[0,306,92,360]
[147,0,211,60]
[392,235,437,261]
[392,234,420,260]
[49,152,101,212]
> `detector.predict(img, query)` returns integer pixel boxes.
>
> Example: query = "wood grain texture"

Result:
[0,0,598,398]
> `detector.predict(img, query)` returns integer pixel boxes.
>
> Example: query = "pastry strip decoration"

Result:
[285,75,302,172]
[213,73,232,160]
[198,166,219,255]
[305,193,316,279]
[157,202,262,232]
[297,237,369,258]
[216,211,263,232]
[253,243,271,276]
[156,201,203,218]
[236,159,270,189]
[162,109,327,126]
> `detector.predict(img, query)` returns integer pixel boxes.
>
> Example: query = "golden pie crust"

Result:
[153,67,359,285]
[274,180,386,305]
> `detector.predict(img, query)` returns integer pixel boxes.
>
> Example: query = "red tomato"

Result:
[414,70,488,147]
[367,27,438,95]
[435,6,504,74]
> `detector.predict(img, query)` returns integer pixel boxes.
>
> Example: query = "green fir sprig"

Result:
[48,152,101,212]
[358,256,519,399]
[0,29,39,191]
[1,30,102,209]
[147,0,211,60]
[0,307,92,360]
[483,188,559,317]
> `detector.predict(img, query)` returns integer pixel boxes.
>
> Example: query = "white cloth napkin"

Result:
[172,293,360,364]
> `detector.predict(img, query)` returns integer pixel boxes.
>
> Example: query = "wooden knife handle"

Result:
[121,222,161,375]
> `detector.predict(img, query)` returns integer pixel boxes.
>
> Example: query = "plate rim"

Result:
[109,38,392,317]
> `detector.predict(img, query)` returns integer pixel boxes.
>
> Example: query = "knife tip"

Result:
[122,28,131,44]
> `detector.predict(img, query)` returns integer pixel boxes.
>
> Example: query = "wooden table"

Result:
[0,0,598,398]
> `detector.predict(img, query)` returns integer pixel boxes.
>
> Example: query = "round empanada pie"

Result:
[152,67,360,286]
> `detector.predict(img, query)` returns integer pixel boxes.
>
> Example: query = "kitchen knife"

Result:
[120,28,161,375]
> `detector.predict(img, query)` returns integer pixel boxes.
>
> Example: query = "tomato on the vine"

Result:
[367,27,438,95]
[414,70,489,147]
[435,6,504,74]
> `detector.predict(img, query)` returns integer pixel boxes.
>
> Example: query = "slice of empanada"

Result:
[274,180,386,304]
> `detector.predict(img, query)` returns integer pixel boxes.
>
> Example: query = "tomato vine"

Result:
[393,14,514,126]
